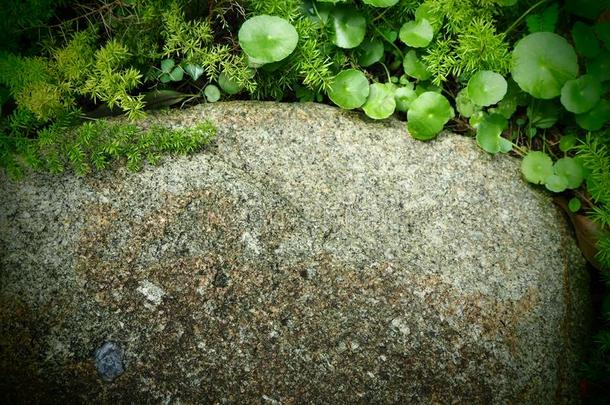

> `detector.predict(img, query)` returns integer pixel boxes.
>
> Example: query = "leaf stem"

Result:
[574,189,596,210]
[311,2,326,28]
[511,142,528,156]
[373,25,403,60]
[372,8,390,22]
[504,0,549,36]
[379,62,392,82]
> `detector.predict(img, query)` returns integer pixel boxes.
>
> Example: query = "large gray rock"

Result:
[0,102,590,403]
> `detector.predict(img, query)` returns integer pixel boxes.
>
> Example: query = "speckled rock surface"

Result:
[0,102,590,403]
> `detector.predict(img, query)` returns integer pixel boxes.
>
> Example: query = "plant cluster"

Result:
[1,0,609,277]
[0,0,249,177]
[1,2,608,267]
[2,117,216,179]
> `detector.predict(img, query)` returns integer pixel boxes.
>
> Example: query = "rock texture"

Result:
[0,102,590,403]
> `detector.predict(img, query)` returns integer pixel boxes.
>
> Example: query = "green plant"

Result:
[159,59,185,83]
[504,7,609,270]
[407,91,454,140]
[327,69,369,109]
[362,82,396,119]
[1,118,216,178]
[0,0,253,178]
[2,0,610,273]
[239,15,299,64]
[467,71,508,107]
[511,32,578,99]
[203,84,221,102]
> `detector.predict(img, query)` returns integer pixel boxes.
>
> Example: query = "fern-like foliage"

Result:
[162,2,214,59]
[52,29,97,87]
[0,53,67,121]
[420,0,511,85]
[579,137,610,208]
[244,0,302,21]
[1,118,216,179]
[578,135,610,270]
[1,28,146,122]
[81,40,145,120]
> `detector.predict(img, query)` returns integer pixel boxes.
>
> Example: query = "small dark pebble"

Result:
[94,341,124,382]
[214,271,230,288]
[300,267,316,280]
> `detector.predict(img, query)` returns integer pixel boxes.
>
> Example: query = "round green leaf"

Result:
[554,157,585,189]
[476,114,508,154]
[357,38,384,67]
[455,89,478,118]
[521,151,553,184]
[403,50,432,81]
[306,2,332,23]
[469,111,486,128]
[160,59,175,73]
[331,6,366,49]
[414,4,443,31]
[575,99,610,131]
[407,92,454,140]
[238,15,298,64]
[184,64,204,81]
[544,174,568,192]
[394,84,417,112]
[527,99,560,128]
[511,32,578,99]
[527,127,538,138]
[559,133,578,152]
[168,67,184,82]
[218,72,242,95]
[363,83,396,119]
[328,69,370,109]
[467,71,508,107]
[246,56,264,68]
[568,197,582,213]
[204,84,221,102]
[495,97,518,119]
[571,22,601,59]
[415,82,441,95]
[499,138,513,153]
[294,84,314,102]
[560,75,602,114]
[362,0,399,7]
[399,19,433,48]
[476,123,502,154]
[260,60,285,72]
[378,27,398,42]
